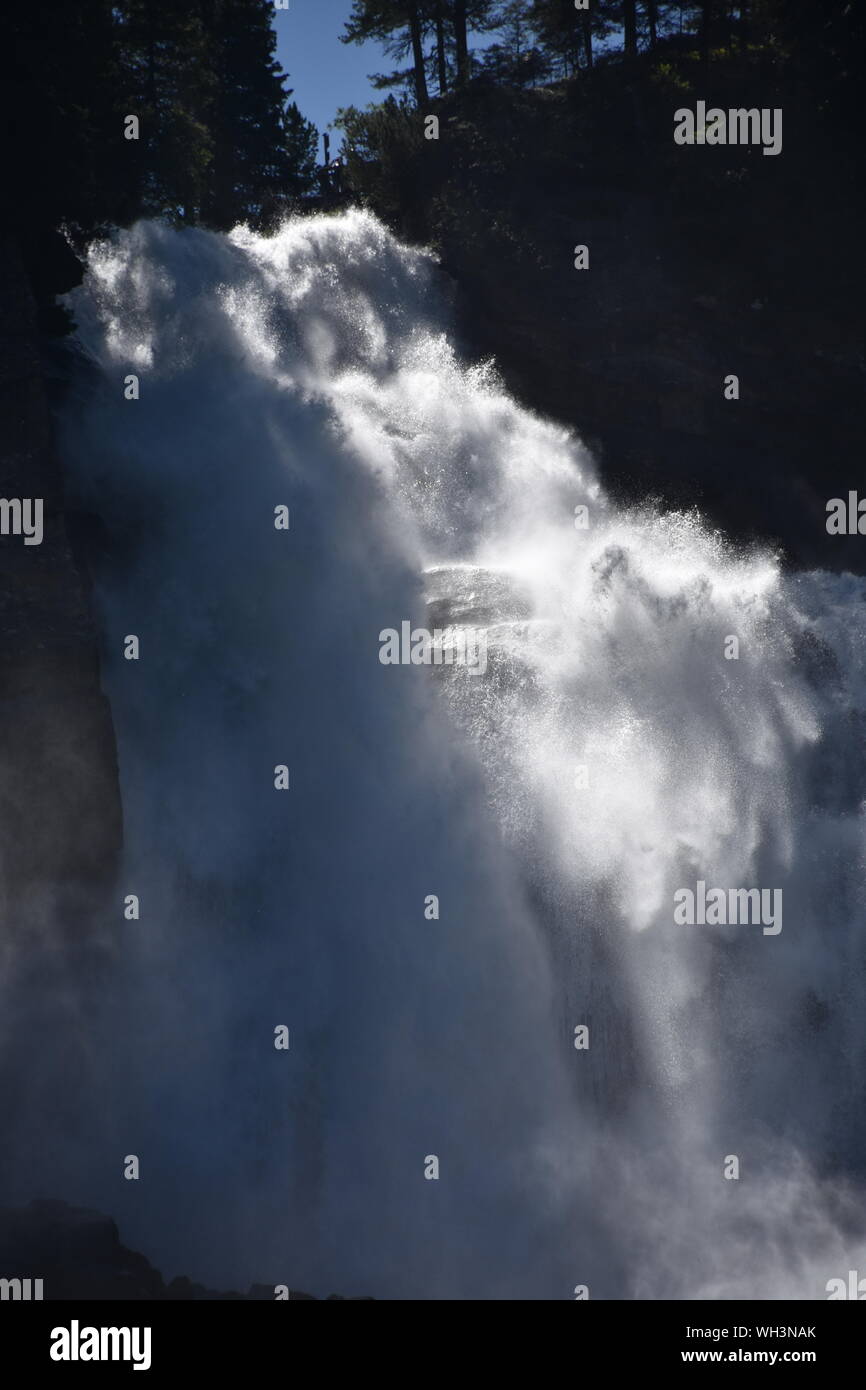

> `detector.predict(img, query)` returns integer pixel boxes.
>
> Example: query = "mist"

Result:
[5,210,862,1299]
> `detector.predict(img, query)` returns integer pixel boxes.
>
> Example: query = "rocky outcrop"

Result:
[0,1200,371,1300]
[0,238,122,939]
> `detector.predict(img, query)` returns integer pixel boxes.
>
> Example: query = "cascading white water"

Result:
[54,209,865,1298]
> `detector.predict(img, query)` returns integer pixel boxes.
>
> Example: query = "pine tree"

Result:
[282,101,319,205]
[480,1,550,87]
[342,2,430,107]
[115,0,215,221]
[201,0,313,228]
[452,0,470,84]
[646,0,659,47]
[530,0,616,76]
[432,0,450,94]
[623,0,638,56]
[342,2,498,103]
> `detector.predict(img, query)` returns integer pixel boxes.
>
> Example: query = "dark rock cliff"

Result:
[0,239,122,937]
[342,71,865,575]
[0,1200,370,1300]
[445,169,865,575]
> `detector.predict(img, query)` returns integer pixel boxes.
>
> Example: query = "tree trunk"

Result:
[434,0,448,94]
[583,16,593,70]
[646,0,658,48]
[623,0,638,58]
[453,0,469,87]
[700,1,715,64]
[145,0,157,109]
[407,2,429,106]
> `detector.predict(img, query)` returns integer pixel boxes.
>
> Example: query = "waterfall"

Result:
[42,209,866,1298]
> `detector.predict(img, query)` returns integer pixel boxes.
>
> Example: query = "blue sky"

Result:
[272,0,497,155]
[272,2,626,155]
[272,0,400,154]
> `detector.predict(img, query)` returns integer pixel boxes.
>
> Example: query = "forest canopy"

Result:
[3,0,861,323]
[2,0,318,311]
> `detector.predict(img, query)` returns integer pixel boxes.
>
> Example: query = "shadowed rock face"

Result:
[350,77,864,577]
[424,565,533,628]
[0,1201,370,1301]
[445,184,864,576]
[0,240,122,940]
